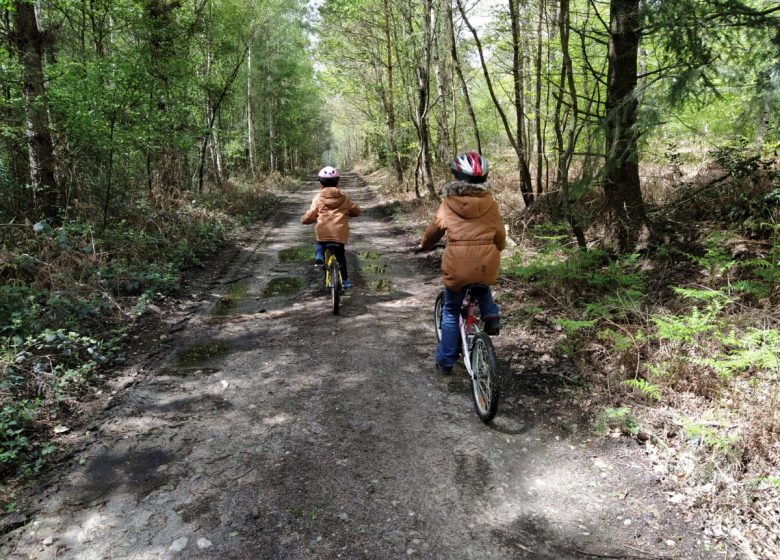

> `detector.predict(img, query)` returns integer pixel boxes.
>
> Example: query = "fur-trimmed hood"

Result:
[440,180,492,198]
[441,180,494,220]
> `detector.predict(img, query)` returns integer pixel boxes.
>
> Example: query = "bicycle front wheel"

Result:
[470,332,499,423]
[330,260,341,315]
[433,291,444,342]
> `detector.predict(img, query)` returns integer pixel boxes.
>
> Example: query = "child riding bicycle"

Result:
[301,166,361,289]
[415,151,506,374]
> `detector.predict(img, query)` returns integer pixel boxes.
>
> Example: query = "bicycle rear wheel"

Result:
[329,260,341,315]
[469,332,499,423]
[433,291,444,342]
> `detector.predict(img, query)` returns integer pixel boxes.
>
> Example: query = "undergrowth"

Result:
[0,177,285,481]
[503,214,779,556]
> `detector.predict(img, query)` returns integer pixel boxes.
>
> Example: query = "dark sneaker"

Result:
[435,361,453,375]
[484,317,500,336]
[314,257,324,267]
[342,279,353,289]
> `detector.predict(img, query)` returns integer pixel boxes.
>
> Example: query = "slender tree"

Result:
[603,0,650,252]
[13,0,60,221]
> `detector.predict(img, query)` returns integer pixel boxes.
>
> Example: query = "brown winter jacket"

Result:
[301,187,361,243]
[420,181,506,291]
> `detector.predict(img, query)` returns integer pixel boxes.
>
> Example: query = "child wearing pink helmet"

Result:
[301,167,361,288]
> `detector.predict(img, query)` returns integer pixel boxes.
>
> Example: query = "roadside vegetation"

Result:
[1,0,321,503]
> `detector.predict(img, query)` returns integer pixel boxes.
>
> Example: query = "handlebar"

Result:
[412,242,444,254]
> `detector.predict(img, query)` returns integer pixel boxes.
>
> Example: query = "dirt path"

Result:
[2,174,720,559]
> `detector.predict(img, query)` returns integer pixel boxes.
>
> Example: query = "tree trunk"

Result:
[554,0,587,248]
[418,0,435,198]
[458,0,532,206]
[433,1,450,165]
[13,0,60,221]
[446,0,480,154]
[146,0,184,194]
[382,0,403,184]
[604,0,650,253]
[247,45,256,178]
[507,0,534,205]
[268,94,276,172]
[534,0,545,196]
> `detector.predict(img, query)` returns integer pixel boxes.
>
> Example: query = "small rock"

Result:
[196,538,213,549]
[42,537,54,546]
[665,539,676,547]
[623,519,632,526]
[221,380,229,389]
[53,425,69,434]
[169,537,188,552]
[337,512,348,522]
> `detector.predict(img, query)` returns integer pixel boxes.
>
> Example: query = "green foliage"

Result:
[683,419,741,456]
[598,327,643,352]
[623,379,662,402]
[653,307,720,345]
[595,407,640,437]
[555,318,597,335]
[696,328,780,379]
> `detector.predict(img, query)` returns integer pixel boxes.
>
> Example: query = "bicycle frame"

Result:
[458,292,480,379]
[323,249,341,288]
[432,284,500,423]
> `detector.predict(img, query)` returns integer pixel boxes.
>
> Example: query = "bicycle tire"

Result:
[330,260,340,315]
[469,332,499,423]
[433,291,444,343]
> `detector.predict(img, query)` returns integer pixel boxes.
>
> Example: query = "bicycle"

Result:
[433,284,500,423]
[321,243,343,315]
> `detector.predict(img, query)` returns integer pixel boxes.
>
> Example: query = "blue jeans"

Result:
[436,286,499,369]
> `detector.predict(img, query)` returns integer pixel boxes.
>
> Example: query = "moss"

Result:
[367,279,392,293]
[359,250,381,260]
[362,263,387,274]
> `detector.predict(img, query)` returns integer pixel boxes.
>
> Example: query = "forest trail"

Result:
[2,174,716,560]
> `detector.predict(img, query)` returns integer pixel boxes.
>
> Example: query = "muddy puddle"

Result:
[359,252,393,293]
[213,283,249,315]
[278,245,313,263]
[262,276,304,297]
[178,341,233,367]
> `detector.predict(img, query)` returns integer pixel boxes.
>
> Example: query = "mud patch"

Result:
[177,341,233,367]
[76,448,180,504]
[155,367,221,378]
[178,494,223,529]
[263,276,304,297]
[278,245,313,262]
[151,393,232,414]
[213,282,249,315]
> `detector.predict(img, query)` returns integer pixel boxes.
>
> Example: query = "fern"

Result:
[653,307,720,344]
[623,378,662,401]
[555,318,597,335]
[696,328,780,378]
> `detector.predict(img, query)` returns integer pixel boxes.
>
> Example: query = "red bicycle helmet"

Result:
[450,151,489,183]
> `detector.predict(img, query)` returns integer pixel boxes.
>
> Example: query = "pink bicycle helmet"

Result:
[318,166,340,186]
[450,151,488,183]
